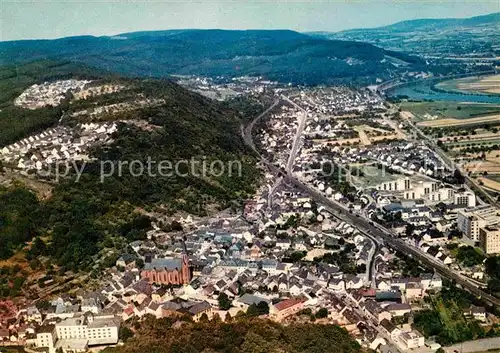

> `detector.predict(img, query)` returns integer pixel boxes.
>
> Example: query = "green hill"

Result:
[0,29,425,85]
[0,61,260,275]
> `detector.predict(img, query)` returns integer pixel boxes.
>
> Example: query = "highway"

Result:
[243,99,500,309]
[282,95,308,173]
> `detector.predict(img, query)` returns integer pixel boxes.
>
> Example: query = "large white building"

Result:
[398,331,425,349]
[454,190,476,208]
[376,178,412,192]
[34,313,119,353]
[376,177,475,206]
[457,205,500,241]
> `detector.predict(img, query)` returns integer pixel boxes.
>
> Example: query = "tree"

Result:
[356,264,366,274]
[119,326,134,342]
[218,293,232,310]
[316,308,329,319]
[453,169,465,184]
[171,220,183,231]
[29,259,41,270]
[289,251,306,262]
[405,223,415,238]
[247,301,269,317]
[256,301,269,315]
[31,237,47,257]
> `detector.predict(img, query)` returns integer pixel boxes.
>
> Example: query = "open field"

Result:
[478,177,500,192]
[349,163,403,188]
[400,101,500,121]
[436,75,500,95]
[440,131,500,143]
[459,151,500,163]
[485,174,500,183]
[456,151,500,180]
[417,114,500,128]
[463,160,500,174]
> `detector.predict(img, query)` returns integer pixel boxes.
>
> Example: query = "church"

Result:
[141,255,191,285]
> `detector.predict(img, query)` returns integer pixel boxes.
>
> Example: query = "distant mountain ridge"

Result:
[312,12,499,57]
[346,12,499,33]
[0,29,425,85]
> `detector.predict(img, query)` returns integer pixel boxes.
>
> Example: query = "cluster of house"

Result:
[304,120,358,140]
[288,87,384,115]
[364,142,448,177]
[380,199,500,257]
[257,87,385,167]
[177,75,279,101]
[0,123,118,173]
[14,80,91,109]
[257,103,303,166]
[72,83,126,100]
[70,97,166,120]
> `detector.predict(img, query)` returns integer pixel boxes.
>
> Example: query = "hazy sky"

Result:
[1,0,498,41]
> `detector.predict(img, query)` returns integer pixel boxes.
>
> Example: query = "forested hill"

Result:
[0,29,425,85]
[103,316,363,353]
[0,61,261,280]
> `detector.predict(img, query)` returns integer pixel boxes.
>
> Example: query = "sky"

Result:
[1,0,499,41]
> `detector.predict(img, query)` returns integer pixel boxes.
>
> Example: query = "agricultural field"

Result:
[400,101,500,122]
[484,174,500,183]
[436,75,500,95]
[417,114,500,128]
[314,120,403,147]
[478,177,500,192]
[349,163,403,188]
[440,131,500,143]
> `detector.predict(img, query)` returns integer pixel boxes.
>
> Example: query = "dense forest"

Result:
[103,315,363,353]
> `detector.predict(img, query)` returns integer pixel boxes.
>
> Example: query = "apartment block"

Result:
[479,225,500,254]
[457,205,499,241]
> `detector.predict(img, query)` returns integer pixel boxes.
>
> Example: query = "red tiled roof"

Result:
[274,298,304,311]
[359,288,376,297]
[123,306,134,316]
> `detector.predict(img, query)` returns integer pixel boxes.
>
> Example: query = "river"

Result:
[388,79,500,104]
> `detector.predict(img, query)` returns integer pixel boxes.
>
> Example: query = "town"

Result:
[0,74,499,353]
